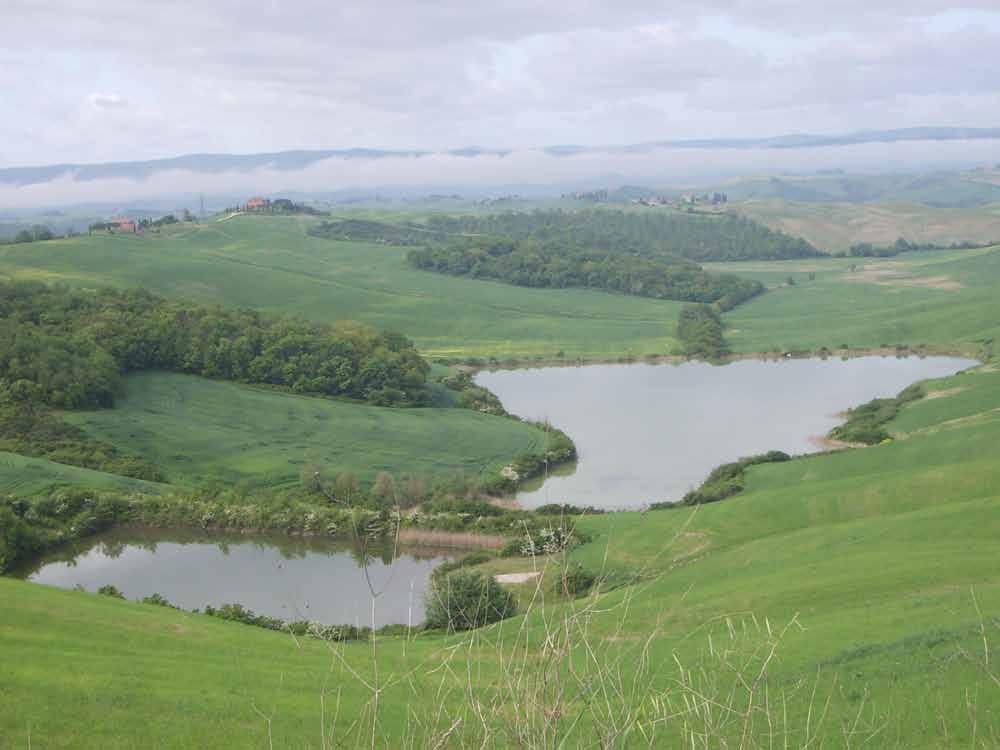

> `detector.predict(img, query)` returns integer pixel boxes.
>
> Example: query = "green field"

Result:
[709,245,1000,356]
[3,362,999,746]
[0,451,165,496]
[0,216,682,359]
[3,215,1000,363]
[60,371,553,489]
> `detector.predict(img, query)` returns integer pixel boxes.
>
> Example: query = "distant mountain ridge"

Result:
[3,126,998,187]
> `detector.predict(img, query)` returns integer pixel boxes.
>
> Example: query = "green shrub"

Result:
[424,570,516,632]
[97,585,125,599]
[553,564,596,598]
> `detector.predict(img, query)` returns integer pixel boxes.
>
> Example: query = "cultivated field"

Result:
[709,245,1000,356]
[736,198,1000,253]
[63,371,554,489]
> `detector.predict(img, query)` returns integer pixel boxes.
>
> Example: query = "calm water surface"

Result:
[14,528,451,626]
[477,356,975,509]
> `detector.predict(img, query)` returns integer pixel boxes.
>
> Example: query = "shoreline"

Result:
[451,344,975,375]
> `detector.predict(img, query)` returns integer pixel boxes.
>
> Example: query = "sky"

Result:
[3,0,1000,168]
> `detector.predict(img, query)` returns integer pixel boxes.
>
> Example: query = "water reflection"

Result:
[478,356,976,510]
[14,527,452,626]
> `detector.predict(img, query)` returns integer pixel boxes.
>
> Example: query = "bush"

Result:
[98,585,125,599]
[553,564,596,598]
[424,570,516,632]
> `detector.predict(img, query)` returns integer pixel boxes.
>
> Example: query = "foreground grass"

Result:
[0,216,682,359]
[57,371,554,490]
[3,363,999,746]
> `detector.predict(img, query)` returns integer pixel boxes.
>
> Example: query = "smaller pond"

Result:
[477,355,976,510]
[13,528,452,627]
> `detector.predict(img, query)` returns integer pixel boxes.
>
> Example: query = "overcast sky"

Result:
[2,0,1000,167]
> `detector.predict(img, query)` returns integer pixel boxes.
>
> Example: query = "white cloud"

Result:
[88,93,128,110]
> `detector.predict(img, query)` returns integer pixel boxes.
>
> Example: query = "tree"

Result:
[424,570,516,631]
[334,472,360,504]
[372,471,396,507]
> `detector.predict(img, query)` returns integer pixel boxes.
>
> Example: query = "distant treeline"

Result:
[844,237,997,258]
[231,198,323,216]
[309,218,448,244]
[420,210,822,263]
[0,281,430,409]
[0,225,57,244]
[408,239,764,309]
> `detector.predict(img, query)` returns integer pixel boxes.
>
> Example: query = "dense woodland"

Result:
[0,281,430,409]
[408,239,764,309]
[420,209,822,262]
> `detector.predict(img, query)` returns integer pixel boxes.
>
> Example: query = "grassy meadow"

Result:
[0,216,682,359]
[709,244,1000,356]
[3,362,999,746]
[62,371,555,489]
[0,451,165,496]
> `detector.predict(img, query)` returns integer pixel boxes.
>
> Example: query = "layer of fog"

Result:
[2,138,998,211]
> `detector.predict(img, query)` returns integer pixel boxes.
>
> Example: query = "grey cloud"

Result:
[1,1,999,168]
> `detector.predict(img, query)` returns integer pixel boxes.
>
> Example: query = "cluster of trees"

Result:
[421,209,822,263]
[676,304,728,359]
[408,239,764,308]
[0,281,430,409]
[829,383,924,444]
[2,225,56,244]
[424,569,516,631]
[229,199,322,216]
[662,451,791,507]
[845,237,994,258]
[308,218,448,245]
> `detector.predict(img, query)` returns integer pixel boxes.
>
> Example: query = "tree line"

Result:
[408,239,764,309]
[844,237,995,258]
[420,209,822,263]
[0,281,430,410]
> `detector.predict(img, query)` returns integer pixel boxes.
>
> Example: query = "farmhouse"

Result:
[246,196,271,211]
[109,217,137,233]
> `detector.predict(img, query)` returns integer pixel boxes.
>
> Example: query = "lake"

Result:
[477,355,976,509]
[13,528,451,627]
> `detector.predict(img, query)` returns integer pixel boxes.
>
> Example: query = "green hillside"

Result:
[0,451,166,496]
[0,216,683,359]
[735,199,1000,253]
[62,371,554,489]
[709,245,1000,356]
[2,362,999,746]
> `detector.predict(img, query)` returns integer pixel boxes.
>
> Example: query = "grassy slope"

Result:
[3,364,1000,746]
[709,245,1000,355]
[735,198,1000,253]
[0,216,681,359]
[0,451,165,496]
[61,371,552,489]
